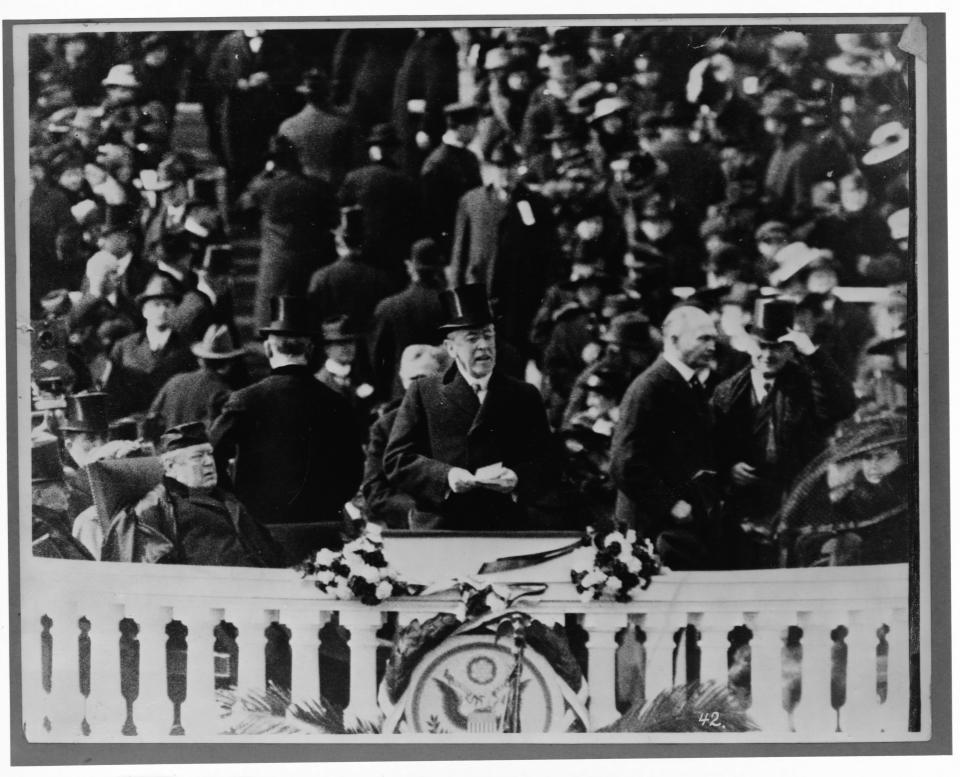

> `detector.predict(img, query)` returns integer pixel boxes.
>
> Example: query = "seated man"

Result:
[101,422,284,567]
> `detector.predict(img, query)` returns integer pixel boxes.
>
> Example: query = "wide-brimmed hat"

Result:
[160,421,209,454]
[259,295,320,338]
[439,284,495,332]
[588,97,629,124]
[751,298,796,344]
[833,413,907,462]
[826,51,891,80]
[32,434,63,484]
[191,323,246,360]
[769,242,831,286]
[135,273,181,307]
[60,391,110,435]
[101,64,140,89]
[366,123,399,147]
[759,89,804,119]
[862,120,909,166]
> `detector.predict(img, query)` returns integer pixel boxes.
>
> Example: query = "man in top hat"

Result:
[278,67,358,188]
[610,305,723,570]
[148,323,247,433]
[209,296,363,528]
[710,298,856,568]
[59,390,111,519]
[31,433,95,560]
[419,101,483,254]
[338,122,424,286]
[101,421,284,567]
[383,284,559,531]
[369,237,448,399]
[315,316,376,431]
[449,140,559,358]
[104,273,197,418]
[307,206,394,333]
[169,244,239,345]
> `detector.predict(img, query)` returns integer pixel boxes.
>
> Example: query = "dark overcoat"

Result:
[148,366,235,432]
[307,252,394,331]
[105,330,197,418]
[360,401,415,528]
[278,103,359,188]
[209,364,363,525]
[610,357,717,548]
[420,142,483,253]
[383,365,557,531]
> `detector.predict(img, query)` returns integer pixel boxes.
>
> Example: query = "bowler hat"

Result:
[32,434,64,484]
[443,101,479,124]
[135,273,181,307]
[409,237,444,268]
[101,64,140,89]
[751,298,796,344]
[602,312,652,349]
[160,421,209,455]
[322,316,361,343]
[259,295,320,338]
[60,391,110,435]
[759,89,804,119]
[191,324,246,360]
[439,284,495,332]
[366,123,399,147]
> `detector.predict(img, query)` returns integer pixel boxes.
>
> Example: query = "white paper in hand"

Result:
[474,462,505,483]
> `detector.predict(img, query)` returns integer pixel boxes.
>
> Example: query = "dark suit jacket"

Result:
[307,252,394,331]
[278,103,358,188]
[148,367,235,432]
[383,365,556,530]
[420,143,482,252]
[450,184,559,353]
[610,357,717,538]
[168,287,237,346]
[361,401,415,528]
[209,364,363,525]
[368,281,445,398]
[106,329,197,418]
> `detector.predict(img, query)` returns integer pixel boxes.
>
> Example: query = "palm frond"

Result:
[600,680,761,733]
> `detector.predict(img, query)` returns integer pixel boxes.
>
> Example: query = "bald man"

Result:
[610,306,722,570]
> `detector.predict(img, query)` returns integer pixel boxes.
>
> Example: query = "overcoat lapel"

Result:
[440,366,480,422]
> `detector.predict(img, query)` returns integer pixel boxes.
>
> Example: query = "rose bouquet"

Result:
[296,523,422,605]
[569,523,661,602]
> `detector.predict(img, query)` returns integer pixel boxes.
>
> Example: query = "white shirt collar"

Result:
[146,327,171,352]
[455,361,492,395]
[751,369,774,402]
[442,129,465,148]
[106,291,118,307]
[663,351,709,385]
[195,275,217,305]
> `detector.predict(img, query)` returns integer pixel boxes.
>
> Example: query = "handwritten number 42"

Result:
[698,712,721,728]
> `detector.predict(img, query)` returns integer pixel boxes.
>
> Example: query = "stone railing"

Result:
[19,555,909,741]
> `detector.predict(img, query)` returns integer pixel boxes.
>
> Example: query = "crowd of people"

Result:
[28,25,913,572]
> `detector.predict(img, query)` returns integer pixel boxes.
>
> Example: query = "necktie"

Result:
[689,375,708,405]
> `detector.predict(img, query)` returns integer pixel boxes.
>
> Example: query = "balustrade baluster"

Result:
[21,611,46,740]
[131,606,174,738]
[583,612,626,729]
[743,611,787,733]
[340,608,384,725]
[85,602,125,736]
[694,613,731,689]
[844,609,881,735]
[174,606,222,737]
[882,607,909,733]
[281,607,324,704]
[47,602,84,736]
[796,610,838,735]
[639,612,679,699]
[228,606,269,695]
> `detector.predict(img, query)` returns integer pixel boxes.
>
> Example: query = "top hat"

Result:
[366,123,399,147]
[259,295,320,338]
[160,421,209,455]
[751,298,796,344]
[322,316,361,343]
[409,237,444,268]
[135,273,182,307]
[191,324,246,360]
[61,391,110,435]
[759,89,804,119]
[32,434,64,484]
[439,284,495,332]
[444,101,480,125]
[201,244,233,275]
[101,64,140,89]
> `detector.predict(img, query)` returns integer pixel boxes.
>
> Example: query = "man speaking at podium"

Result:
[384,284,558,531]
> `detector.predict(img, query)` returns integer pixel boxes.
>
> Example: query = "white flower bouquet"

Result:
[569,523,661,602]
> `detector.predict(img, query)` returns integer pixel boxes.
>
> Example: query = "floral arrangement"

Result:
[451,578,546,622]
[295,523,422,605]
[569,523,661,602]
